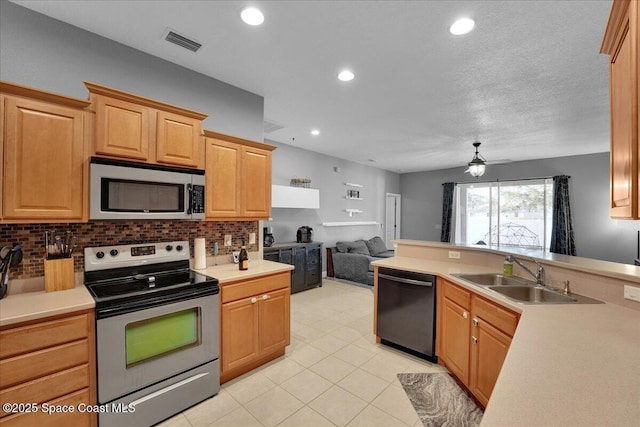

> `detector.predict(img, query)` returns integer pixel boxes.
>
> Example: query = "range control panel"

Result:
[84,241,189,272]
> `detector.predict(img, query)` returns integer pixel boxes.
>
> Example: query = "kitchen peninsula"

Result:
[372,240,640,426]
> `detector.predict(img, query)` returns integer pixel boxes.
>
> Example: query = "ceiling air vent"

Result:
[164,29,202,53]
[264,120,285,134]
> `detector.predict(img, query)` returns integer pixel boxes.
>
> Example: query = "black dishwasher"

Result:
[376,267,437,362]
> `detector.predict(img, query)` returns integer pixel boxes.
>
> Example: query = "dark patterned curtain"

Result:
[441,182,455,242]
[550,175,576,255]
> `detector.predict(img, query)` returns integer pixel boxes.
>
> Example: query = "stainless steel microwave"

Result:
[90,157,205,220]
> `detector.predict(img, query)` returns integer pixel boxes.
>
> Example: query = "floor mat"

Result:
[397,373,483,427]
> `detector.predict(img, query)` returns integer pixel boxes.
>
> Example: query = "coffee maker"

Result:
[296,226,313,243]
[263,227,275,247]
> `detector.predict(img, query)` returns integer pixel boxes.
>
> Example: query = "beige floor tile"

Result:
[313,318,343,333]
[371,384,420,426]
[277,406,336,427]
[260,357,306,384]
[346,404,408,427]
[333,343,376,367]
[156,413,192,427]
[329,326,364,343]
[309,355,357,383]
[308,385,368,426]
[183,390,240,427]
[308,334,350,354]
[360,352,412,382]
[223,372,277,405]
[280,369,333,403]
[208,407,263,427]
[244,386,304,427]
[291,322,326,343]
[287,343,330,367]
[403,359,447,374]
[337,369,390,402]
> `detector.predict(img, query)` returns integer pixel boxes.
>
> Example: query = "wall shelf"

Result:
[344,182,364,188]
[345,196,363,200]
[321,221,380,227]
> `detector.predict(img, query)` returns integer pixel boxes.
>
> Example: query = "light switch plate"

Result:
[624,285,640,302]
[448,251,461,259]
[224,234,232,247]
[249,232,256,244]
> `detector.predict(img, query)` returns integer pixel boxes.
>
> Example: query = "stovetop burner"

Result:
[84,241,218,318]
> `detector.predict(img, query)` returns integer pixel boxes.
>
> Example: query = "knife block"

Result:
[44,257,75,292]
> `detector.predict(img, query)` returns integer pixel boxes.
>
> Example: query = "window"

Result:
[454,179,553,250]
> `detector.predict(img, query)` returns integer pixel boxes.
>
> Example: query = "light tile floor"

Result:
[159,279,445,427]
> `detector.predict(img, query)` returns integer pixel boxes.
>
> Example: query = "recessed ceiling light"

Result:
[338,70,355,82]
[449,18,475,35]
[311,129,320,136]
[240,7,264,26]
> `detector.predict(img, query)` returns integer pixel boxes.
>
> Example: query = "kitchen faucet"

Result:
[505,255,545,286]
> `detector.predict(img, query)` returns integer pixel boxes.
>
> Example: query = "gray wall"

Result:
[401,152,638,265]
[266,140,400,255]
[0,1,263,140]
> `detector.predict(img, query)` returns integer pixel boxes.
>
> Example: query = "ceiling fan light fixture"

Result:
[240,7,264,26]
[467,142,487,177]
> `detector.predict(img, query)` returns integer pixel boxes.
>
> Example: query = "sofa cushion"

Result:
[336,240,371,256]
[366,236,389,256]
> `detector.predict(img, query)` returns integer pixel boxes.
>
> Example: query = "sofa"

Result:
[326,236,395,285]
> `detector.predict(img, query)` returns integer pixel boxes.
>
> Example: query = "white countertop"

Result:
[192,259,294,284]
[0,283,95,327]
[372,255,640,426]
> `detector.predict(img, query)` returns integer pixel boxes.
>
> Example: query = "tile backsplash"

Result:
[0,220,258,279]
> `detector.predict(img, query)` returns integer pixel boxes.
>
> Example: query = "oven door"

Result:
[96,293,219,403]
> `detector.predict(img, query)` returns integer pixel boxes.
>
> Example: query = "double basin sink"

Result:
[452,273,603,304]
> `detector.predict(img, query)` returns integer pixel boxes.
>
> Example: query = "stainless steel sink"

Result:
[488,285,577,303]
[452,273,529,287]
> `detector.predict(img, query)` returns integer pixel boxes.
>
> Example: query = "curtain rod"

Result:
[442,175,570,185]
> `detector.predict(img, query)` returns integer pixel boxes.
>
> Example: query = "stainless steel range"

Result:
[84,241,220,427]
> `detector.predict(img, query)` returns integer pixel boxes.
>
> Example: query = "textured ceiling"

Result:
[12,0,613,173]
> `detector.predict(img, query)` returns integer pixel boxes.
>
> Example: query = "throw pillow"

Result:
[366,236,388,256]
[336,241,350,253]
[347,240,371,255]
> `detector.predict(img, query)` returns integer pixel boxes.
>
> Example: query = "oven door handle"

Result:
[129,372,209,407]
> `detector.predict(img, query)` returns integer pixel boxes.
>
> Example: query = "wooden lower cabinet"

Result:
[220,272,290,383]
[0,310,96,427]
[437,279,519,408]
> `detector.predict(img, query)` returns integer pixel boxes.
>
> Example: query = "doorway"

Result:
[385,193,401,248]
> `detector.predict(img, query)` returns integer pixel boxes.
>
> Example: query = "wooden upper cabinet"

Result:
[601,0,639,218]
[156,111,203,168]
[84,82,206,168]
[1,81,90,222]
[204,130,275,220]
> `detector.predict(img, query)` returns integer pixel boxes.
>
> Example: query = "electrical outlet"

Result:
[249,232,256,245]
[624,285,640,302]
[448,251,461,259]
[224,234,232,247]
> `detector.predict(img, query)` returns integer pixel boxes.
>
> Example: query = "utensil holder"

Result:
[44,257,75,292]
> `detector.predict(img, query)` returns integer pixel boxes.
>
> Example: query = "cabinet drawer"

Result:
[0,314,90,359]
[0,388,93,427]
[0,340,89,389]
[0,365,89,418]
[443,281,471,310]
[221,272,290,303]
[472,296,519,337]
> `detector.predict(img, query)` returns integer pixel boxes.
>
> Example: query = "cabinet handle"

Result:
[262,294,270,300]
[463,311,468,319]
[472,318,479,326]
[251,297,257,304]
[471,336,478,344]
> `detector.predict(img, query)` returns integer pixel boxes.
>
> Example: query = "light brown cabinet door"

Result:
[3,96,85,220]
[440,297,470,384]
[221,296,260,374]
[258,288,290,355]
[469,316,512,407]
[156,111,203,168]
[93,95,150,161]
[242,146,272,218]
[205,137,242,218]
